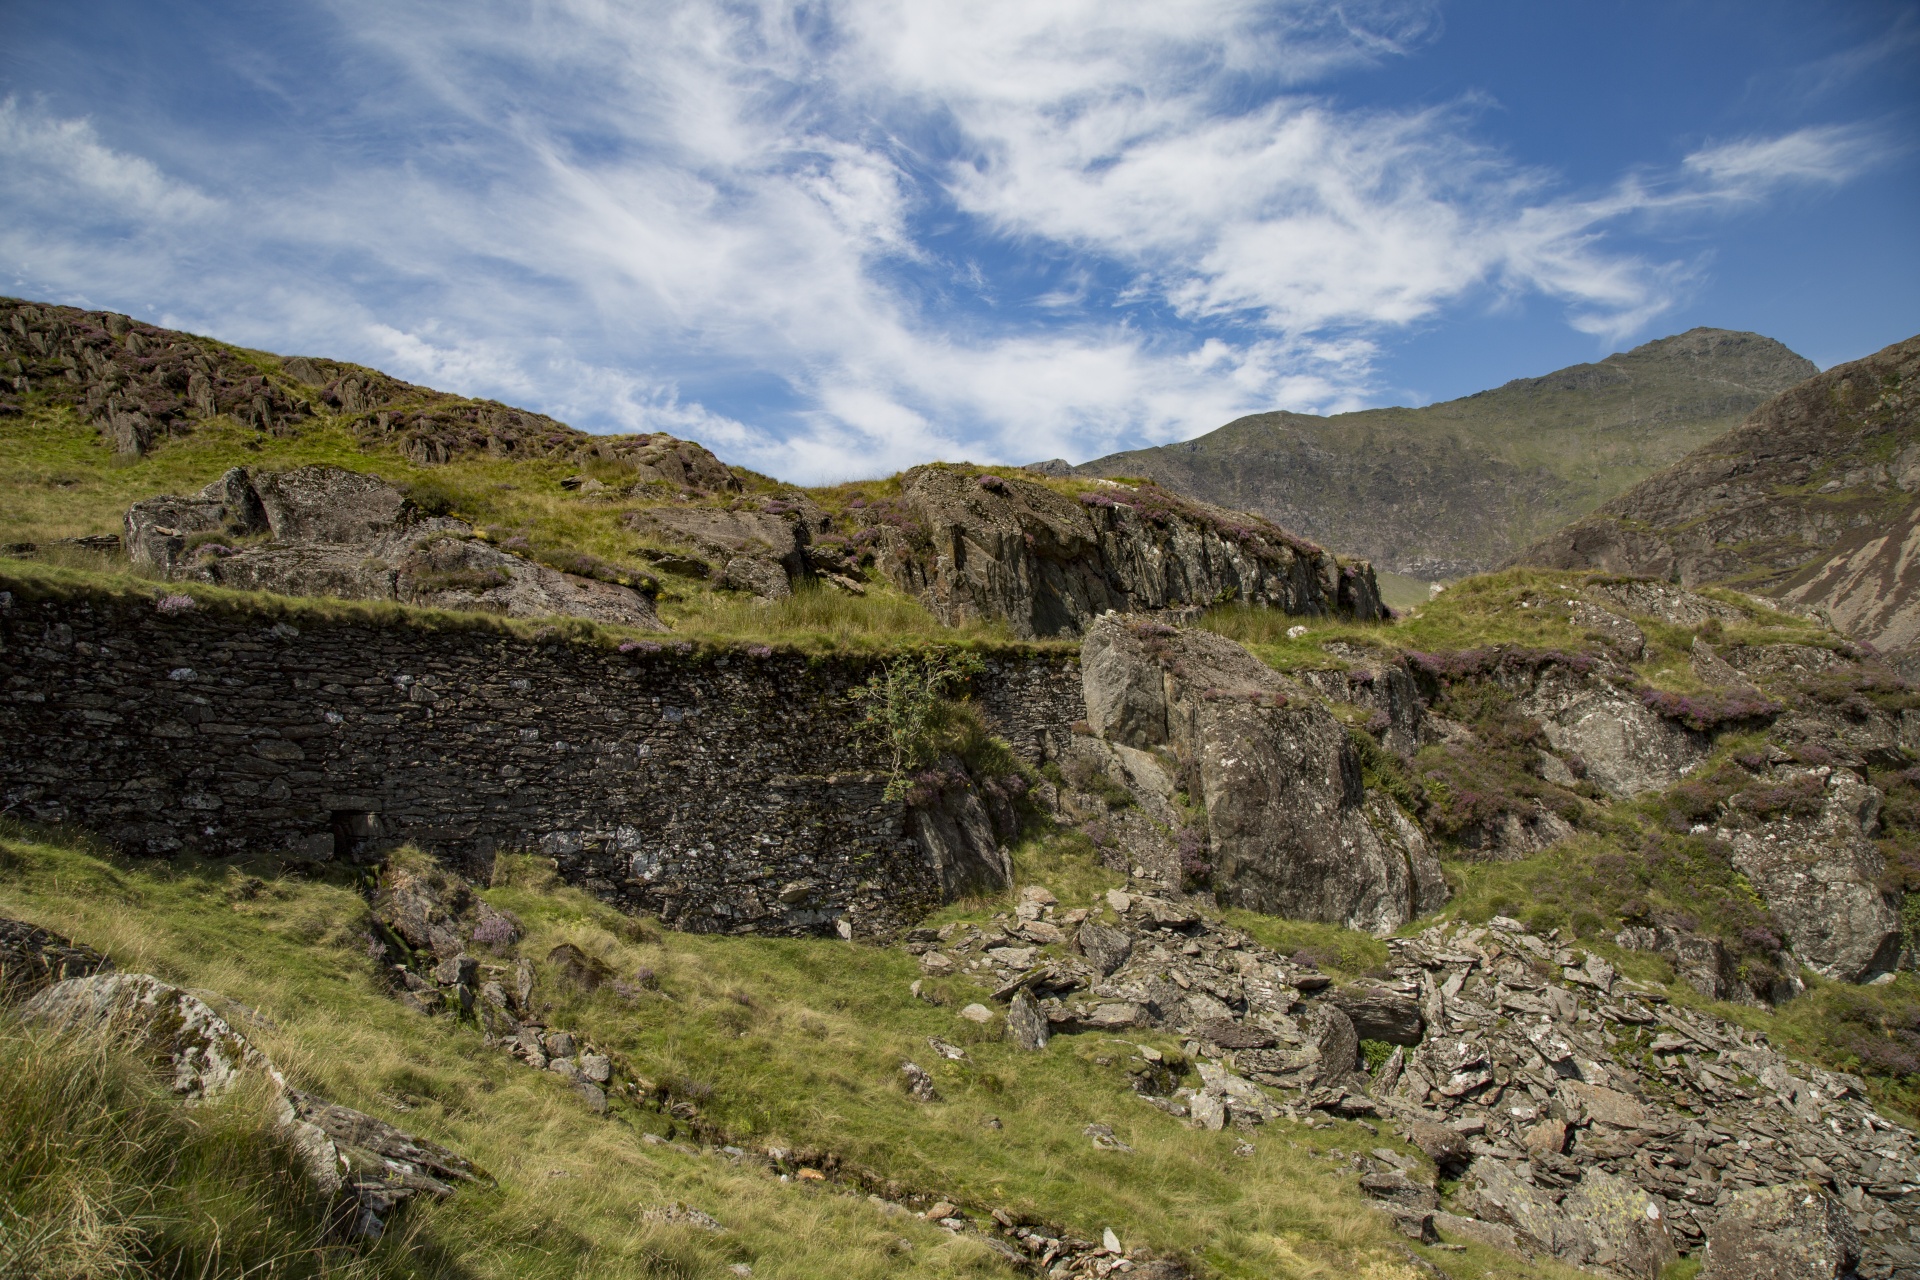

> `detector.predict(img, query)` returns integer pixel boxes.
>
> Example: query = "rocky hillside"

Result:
[0,295,1381,638]
[1041,328,1814,582]
[1518,333,1920,658]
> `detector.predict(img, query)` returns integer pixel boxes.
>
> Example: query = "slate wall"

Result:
[0,582,1083,936]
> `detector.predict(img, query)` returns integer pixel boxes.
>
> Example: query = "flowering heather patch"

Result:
[155,594,195,614]
[1805,668,1920,714]
[1128,620,1177,639]
[1406,646,1597,682]
[618,639,662,654]
[976,473,1009,494]
[1733,771,1827,820]
[1176,825,1210,885]
[1637,687,1782,731]
[470,909,520,950]
[850,497,934,553]
[746,645,773,659]
[1364,709,1392,733]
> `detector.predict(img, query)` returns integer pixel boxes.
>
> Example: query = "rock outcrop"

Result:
[1516,333,1920,657]
[859,466,1384,639]
[126,465,665,629]
[5,919,485,1238]
[1726,766,1902,982]
[1078,615,1444,933]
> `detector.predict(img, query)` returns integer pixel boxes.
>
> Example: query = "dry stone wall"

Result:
[0,580,1082,937]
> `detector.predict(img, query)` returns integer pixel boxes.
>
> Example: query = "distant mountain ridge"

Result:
[1517,332,1920,656]
[1038,328,1816,582]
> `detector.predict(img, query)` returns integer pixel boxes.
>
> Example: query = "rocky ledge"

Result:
[126,464,665,629]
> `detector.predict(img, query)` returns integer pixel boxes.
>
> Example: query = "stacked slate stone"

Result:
[946,889,1915,1277]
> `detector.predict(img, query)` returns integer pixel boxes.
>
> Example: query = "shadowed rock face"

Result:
[1516,333,1920,656]
[126,465,665,630]
[1078,615,1444,933]
[878,466,1384,639]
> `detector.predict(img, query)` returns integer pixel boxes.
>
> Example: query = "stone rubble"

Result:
[927,886,1920,1278]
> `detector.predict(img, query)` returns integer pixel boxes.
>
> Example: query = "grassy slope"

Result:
[1073,330,1815,578]
[0,826,1572,1280]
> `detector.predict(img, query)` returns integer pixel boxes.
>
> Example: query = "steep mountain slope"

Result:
[1047,329,1814,582]
[1517,333,1920,654]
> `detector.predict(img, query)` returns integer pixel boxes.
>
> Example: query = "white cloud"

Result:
[0,95,220,222]
[0,3,1885,482]
[1683,125,1889,192]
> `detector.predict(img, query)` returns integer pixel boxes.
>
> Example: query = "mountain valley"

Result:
[6,294,1920,1280]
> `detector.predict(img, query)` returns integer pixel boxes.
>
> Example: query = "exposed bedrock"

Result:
[126,465,666,630]
[876,466,1385,639]
[1078,615,1445,934]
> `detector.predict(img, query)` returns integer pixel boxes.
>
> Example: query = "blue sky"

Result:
[2,1,1914,482]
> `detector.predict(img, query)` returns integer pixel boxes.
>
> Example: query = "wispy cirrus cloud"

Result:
[0,2,1891,479]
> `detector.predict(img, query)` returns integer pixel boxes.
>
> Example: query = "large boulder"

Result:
[251,465,411,543]
[1701,1186,1862,1280]
[874,467,1383,638]
[125,467,270,567]
[626,506,811,602]
[1516,665,1708,797]
[1727,768,1902,981]
[1080,616,1446,932]
[22,972,268,1100]
[1459,1157,1677,1279]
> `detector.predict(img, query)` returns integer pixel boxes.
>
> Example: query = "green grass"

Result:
[0,1012,441,1280]
[665,578,1040,652]
[1197,568,1837,676]
[0,825,1570,1280]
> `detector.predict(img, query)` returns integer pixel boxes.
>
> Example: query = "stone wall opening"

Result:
[331,811,381,862]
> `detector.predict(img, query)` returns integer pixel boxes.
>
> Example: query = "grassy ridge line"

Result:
[0,826,1563,1280]
[0,556,1077,658]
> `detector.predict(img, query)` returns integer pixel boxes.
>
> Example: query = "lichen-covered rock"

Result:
[1460,1158,1677,1278]
[627,506,811,602]
[23,973,268,1100]
[1080,616,1445,932]
[252,465,413,543]
[1327,983,1423,1046]
[875,466,1384,639]
[1727,768,1902,981]
[1516,664,1708,797]
[1701,1186,1862,1280]
[374,857,478,960]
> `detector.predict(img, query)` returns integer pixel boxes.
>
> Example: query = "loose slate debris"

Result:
[942,890,1920,1278]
